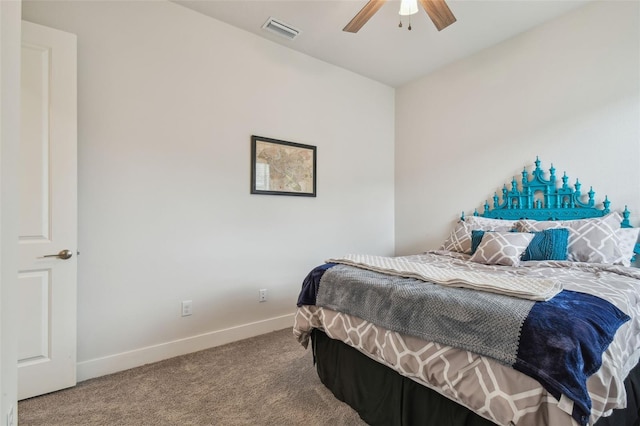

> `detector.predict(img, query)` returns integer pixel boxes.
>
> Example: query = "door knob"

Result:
[43,249,73,260]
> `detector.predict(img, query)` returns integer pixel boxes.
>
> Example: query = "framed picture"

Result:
[251,135,316,197]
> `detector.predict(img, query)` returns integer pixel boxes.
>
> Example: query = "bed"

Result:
[293,158,640,426]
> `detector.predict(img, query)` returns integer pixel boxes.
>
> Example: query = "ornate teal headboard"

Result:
[461,157,639,259]
[463,157,632,228]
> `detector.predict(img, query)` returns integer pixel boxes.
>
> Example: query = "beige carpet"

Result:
[18,328,367,426]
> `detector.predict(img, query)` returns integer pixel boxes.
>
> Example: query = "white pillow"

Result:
[615,227,640,267]
[465,216,519,230]
[469,231,535,267]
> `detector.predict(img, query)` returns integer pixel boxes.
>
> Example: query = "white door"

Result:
[18,21,77,400]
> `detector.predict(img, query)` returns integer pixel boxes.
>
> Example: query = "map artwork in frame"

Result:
[251,135,317,197]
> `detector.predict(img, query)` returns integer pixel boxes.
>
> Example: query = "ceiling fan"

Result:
[343,0,456,33]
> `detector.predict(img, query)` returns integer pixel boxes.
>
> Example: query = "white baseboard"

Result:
[76,313,295,382]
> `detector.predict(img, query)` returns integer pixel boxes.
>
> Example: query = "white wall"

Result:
[395,1,640,255]
[22,0,395,379]
[0,0,21,421]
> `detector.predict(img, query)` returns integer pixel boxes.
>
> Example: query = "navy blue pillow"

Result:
[521,228,569,261]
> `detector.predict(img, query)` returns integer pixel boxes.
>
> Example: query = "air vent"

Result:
[262,17,301,41]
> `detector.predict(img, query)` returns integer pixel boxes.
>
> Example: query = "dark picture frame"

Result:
[251,135,316,197]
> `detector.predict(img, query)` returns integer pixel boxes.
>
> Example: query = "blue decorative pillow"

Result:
[521,228,569,261]
[470,229,485,255]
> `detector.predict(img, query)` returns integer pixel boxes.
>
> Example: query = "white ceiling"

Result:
[173,0,592,87]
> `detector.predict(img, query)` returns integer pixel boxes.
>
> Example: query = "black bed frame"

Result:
[312,329,640,426]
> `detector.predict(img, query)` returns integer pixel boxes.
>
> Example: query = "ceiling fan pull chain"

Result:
[398,17,411,30]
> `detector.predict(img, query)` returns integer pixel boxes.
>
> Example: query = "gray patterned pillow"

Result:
[515,212,623,264]
[515,219,562,232]
[440,221,472,253]
[440,219,514,254]
[469,231,535,267]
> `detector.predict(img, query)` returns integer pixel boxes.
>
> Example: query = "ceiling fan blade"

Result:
[343,0,387,33]
[418,0,456,31]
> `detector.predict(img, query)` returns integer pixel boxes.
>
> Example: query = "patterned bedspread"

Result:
[293,251,640,426]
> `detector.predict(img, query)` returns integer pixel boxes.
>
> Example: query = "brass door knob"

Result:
[43,249,73,260]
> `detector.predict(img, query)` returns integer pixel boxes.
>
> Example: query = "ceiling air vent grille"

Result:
[262,17,301,41]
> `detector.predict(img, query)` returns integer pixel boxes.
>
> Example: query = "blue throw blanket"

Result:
[297,263,630,426]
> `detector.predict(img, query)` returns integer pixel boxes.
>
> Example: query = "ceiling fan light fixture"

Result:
[343,0,455,33]
[399,0,418,16]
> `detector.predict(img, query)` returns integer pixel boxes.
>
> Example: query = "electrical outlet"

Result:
[259,289,267,302]
[181,300,193,316]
